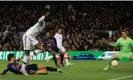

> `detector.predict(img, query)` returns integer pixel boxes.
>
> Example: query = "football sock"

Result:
[46,66,57,72]
[22,55,30,70]
[60,55,64,64]
[65,58,69,64]
[53,55,57,65]
[30,49,42,57]
[22,55,29,65]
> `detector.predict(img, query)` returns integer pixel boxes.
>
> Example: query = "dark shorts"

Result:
[26,64,38,74]
[47,47,60,54]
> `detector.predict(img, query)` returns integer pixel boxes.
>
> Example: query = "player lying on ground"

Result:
[103,30,133,70]
[0,53,62,75]
[21,10,50,75]
[43,31,65,67]
[54,28,72,66]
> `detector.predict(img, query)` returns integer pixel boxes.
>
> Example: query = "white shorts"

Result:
[22,34,38,50]
[58,46,66,53]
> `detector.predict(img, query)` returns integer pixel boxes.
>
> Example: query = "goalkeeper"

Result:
[104,30,133,70]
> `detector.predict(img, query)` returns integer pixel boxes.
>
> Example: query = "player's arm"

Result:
[1,68,9,75]
[54,34,61,47]
[53,37,57,46]
[110,39,120,47]
[38,12,50,25]
[38,15,45,25]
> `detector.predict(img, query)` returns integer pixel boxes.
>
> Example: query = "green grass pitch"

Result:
[0,60,133,80]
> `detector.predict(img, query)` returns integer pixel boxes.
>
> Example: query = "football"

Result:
[111,60,118,67]
[45,4,51,10]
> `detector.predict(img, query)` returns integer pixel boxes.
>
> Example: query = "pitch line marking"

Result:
[108,75,133,80]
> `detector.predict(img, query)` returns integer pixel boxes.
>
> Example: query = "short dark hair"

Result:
[7,53,15,61]
[45,31,51,35]
[57,28,62,32]
[121,30,129,35]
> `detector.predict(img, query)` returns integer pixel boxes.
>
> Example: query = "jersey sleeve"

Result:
[38,16,45,22]
[1,67,9,75]
[38,15,45,26]
[111,39,120,47]
[54,34,58,39]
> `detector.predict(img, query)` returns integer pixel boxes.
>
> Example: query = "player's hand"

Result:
[109,42,114,45]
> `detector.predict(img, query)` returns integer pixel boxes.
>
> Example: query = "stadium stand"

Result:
[1,2,133,51]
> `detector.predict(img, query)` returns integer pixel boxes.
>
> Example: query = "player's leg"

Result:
[23,50,30,65]
[34,69,48,75]
[59,47,72,66]
[29,39,43,58]
[49,50,60,67]
[25,64,47,75]
[58,50,65,67]
[56,47,65,67]
[58,47,64,65]
[103,54,119,70]
[64,52,72,66]
[34,69,62,75]
[21,34,31,75]
[37,64,62,73]
[129,52,133,60]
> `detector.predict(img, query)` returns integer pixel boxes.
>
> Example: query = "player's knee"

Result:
[111,55,119,60]
[60,53,64,56]
[59,51,64,55]
[38,64,46,69]
[130,55,133,60]
[43,70,48,75]
[35,43,43,50]
[112,58,119,61]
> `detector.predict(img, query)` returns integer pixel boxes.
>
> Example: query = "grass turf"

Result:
[0,60,133,80]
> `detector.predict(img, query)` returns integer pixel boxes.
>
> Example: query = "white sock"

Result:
[22,55,29,69]
[65,58,69,64]
[30,49,42,57]
[22,63,26,70]
[49,56,53,59]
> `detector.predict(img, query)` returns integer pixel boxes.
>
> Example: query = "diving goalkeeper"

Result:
[104,30,133,70]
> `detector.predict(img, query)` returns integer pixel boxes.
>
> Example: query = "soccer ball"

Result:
[45,4,51,10]
[111,60,118,67]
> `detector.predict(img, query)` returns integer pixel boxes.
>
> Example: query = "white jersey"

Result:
[54,33,63,47]
[25,16,45,38]
[54,33,66,52]
[22,15,45,50]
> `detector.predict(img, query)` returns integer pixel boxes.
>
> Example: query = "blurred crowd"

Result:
[1,2,133,51]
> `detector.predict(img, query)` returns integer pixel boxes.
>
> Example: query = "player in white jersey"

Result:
[21,12,50,76]
[53,28,72,66]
